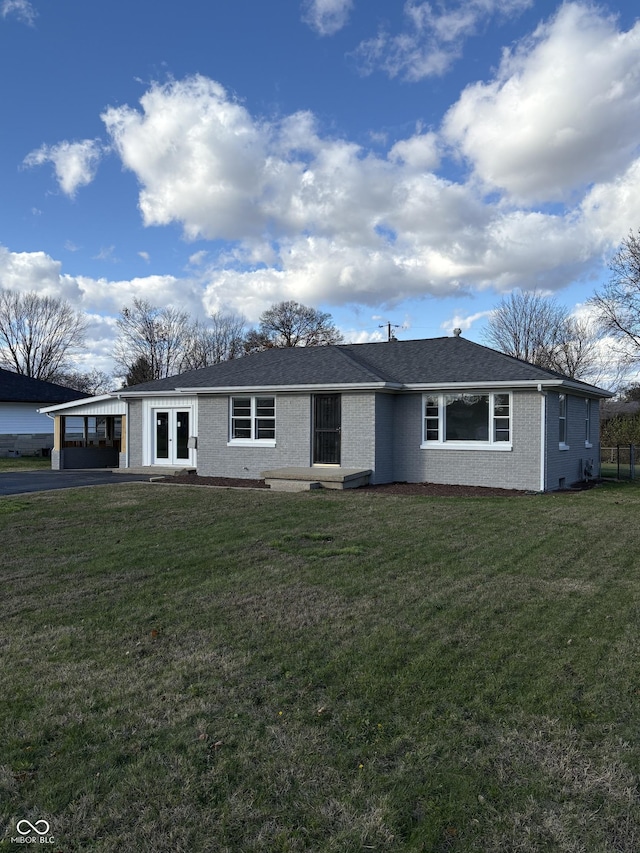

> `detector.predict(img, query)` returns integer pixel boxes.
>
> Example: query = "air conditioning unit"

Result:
[582,458,594,480]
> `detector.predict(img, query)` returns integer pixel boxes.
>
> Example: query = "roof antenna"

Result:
[453,328,462,337]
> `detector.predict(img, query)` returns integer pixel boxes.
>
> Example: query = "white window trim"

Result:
[420,392,513,451]
[228,395,276,446]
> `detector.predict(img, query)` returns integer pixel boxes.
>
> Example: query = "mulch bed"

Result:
[162,473,534,497]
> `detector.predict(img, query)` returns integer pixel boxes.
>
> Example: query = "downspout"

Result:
[538,384,547,492]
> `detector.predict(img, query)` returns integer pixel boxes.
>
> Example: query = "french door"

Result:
[313,394,341,465]
[154,409,191,464]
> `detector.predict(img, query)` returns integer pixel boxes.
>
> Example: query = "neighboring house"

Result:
[0,368,87,457]
[41,335,611,490]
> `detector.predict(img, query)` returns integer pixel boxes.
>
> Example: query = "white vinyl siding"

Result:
[0,402,56,434]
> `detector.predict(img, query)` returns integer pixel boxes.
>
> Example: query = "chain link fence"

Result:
[600,445,637,480]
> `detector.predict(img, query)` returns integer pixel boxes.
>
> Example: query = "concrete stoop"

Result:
[261,467,371,492]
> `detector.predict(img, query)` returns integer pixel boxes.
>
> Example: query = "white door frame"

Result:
[152,406,194,466]
[142,397,198,467]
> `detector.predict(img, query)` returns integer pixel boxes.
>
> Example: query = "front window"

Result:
[230,396,275,442]
[423,393,510,447]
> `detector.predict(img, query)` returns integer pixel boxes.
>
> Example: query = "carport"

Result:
[40,396,127,469]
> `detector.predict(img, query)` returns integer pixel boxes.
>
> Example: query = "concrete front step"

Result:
[261,467,371,491]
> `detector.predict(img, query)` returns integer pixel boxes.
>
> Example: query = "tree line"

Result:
[2,228,640,392]
[482,229,640,389]
[0,294,342,390]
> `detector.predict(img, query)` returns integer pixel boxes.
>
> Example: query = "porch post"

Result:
[119,414,127,469]
[53,416,62,451]
[51,416,63,470]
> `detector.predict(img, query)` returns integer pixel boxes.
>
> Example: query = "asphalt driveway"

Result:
[0,470,152,496]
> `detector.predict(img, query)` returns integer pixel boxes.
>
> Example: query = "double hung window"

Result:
[230,396,275,443]
[422,393,511,448]
[584,398,592,447]
[559,394,567,447]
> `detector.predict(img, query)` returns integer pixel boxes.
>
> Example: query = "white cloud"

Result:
[388,132,440,171]
[92,45,640,317]
[23,139,103,197]
[0,246,79,300]
[20,3,640,365]
[441,310,493,335]
[1,0,36,25]
[0,246,207,323]
[93,246,118,263]
[301,0,353,36]
[188,250,209,267]
[102,77,269,240]
[352,0,532,81]
[444,3,640,203]
[581,158,640,245]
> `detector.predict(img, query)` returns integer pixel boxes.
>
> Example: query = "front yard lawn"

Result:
[1,481,639,851]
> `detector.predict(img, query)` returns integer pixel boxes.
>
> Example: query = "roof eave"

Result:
[39,393,116,413]
[121,381,402,395]
[403,379,612,397]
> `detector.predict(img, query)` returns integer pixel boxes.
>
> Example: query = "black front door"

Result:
[313,394,341,465]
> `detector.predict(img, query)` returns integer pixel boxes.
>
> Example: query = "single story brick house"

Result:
[0,368,87,457]
[41,335,611,491]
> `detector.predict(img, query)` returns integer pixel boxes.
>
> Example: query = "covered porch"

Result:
[41,397,128,470]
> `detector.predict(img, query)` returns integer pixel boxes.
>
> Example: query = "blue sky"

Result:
[1,0,640,377]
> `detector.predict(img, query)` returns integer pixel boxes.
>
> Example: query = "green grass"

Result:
[1,480,640,851]
[600,461,637,480]
[0,456,51,472]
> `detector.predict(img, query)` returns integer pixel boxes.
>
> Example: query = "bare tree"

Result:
[545,315,602,380]
[244,300,343,352]
[483,291,567,365]
[115,298,190,380]
[56,368,113,395]
[0,289,87,380]
[483,290,601,379]
[181,311,246,370]
[589,229,640,363]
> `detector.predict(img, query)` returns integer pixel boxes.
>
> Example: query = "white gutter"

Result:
[114,378,612,398]
[121,381,402,396]
[403,379,611,396]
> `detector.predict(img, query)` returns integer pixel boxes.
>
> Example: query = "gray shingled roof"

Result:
[0,368,88,404]
[121,337,608,394]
